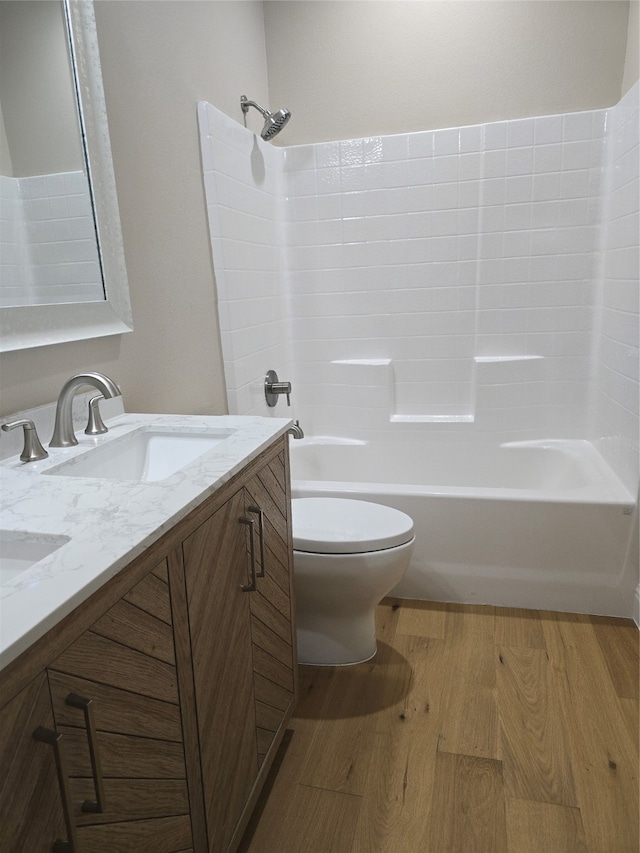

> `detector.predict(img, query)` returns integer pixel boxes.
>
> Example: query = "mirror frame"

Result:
[0,0,133,352]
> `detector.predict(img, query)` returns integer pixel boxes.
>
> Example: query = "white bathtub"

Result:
[290,437,638,617]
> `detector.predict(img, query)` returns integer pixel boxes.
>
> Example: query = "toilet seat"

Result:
[292,497,414,555]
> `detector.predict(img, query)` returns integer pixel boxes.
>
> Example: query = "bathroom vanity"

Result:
[0,415,297,852]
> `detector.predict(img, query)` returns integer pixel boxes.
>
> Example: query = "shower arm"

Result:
[240,96,271,119]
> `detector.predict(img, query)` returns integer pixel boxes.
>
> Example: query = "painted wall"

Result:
[0,0,268,417]
[264,1,631,145]
[0,0,635,420]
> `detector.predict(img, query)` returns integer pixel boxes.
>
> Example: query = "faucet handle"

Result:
[265,370,292,407]
[2,419,49,463]
[85,395,108,436]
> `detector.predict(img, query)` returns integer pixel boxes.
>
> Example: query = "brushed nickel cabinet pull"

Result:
[33,726,78,853]
[239,516,257,591]
[65,694,106,813]
[247,506,266,577]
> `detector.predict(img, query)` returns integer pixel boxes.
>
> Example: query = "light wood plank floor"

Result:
[239,599,639,853]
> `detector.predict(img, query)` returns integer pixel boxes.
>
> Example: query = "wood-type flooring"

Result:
[239,599,639,853]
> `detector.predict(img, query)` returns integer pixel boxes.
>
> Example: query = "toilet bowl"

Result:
[292,497,415,666]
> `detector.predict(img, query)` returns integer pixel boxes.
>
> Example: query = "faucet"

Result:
[50,372,121,447]
[288,420,304,439]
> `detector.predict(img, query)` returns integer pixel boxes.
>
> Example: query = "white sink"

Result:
[45,427,236,483]
[0,531,70,585]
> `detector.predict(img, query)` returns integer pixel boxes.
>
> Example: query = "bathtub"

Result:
[290,437,638,617]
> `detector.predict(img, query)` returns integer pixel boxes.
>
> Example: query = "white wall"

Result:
[264,1,631,145]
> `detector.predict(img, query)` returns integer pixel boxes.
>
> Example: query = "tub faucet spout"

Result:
[288,420,304,439]
[50,372,121,447]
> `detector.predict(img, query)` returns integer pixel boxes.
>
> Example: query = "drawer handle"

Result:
[33,727,78,853]
[247,506,266,577]
[65,694,106,813]
[239,516,257,591]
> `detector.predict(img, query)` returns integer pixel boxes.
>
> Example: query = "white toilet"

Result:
[292,497,415,666]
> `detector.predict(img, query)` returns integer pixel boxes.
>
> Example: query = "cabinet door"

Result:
[0,673,71,853]
[47,559,194,853]
[244,449,296,765]
[182,489,258,852]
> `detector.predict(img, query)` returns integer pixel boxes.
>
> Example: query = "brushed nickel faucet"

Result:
[50,373,121,447]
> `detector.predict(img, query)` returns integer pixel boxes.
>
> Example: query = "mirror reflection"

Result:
[0,0,105,308]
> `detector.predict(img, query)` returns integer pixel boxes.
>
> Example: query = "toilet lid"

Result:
[292,497,414,554]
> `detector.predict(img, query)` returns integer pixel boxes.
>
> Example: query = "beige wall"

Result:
[0,0,635,418]
[265,0,631,145]
[0,1,268,417]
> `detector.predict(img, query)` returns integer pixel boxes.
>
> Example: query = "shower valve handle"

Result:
[265,370,291,407]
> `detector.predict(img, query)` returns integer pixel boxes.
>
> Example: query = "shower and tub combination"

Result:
[198,80,640,631]
[290,436,637,618]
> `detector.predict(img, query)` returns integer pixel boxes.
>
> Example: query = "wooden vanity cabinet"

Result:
[0,435,297,853]
[181,447,297,852]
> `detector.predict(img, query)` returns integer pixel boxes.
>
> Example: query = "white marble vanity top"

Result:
[0,412,291,670]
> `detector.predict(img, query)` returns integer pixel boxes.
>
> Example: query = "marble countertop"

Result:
[0,412,291,670]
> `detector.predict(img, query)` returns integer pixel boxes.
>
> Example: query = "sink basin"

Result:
[45,427,236,483]
[0,531,70,585]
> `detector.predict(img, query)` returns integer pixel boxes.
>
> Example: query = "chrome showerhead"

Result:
[240,95,291,141]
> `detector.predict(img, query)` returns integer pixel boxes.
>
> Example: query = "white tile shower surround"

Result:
[591,83,639,493]
[0,171,103,307]
[199,81,639,493]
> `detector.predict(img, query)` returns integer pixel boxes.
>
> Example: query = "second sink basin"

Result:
[45,427,236,483]
[0,531,70,586]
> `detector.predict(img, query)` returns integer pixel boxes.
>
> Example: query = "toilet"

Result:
[292,497,415,666]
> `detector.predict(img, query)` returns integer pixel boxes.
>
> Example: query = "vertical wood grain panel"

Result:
[167,546,208,853]
[183,490,258,852]
[0,674,66,853]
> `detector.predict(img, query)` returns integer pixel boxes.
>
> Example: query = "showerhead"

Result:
[240,95,291,141]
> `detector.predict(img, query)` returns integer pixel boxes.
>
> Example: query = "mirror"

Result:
[0,0,132,352]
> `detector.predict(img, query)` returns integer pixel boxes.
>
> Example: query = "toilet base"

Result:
[294,538,414,666]
[297,615,379,666]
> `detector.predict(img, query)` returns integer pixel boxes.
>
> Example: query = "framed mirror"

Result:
[0,0,132,352]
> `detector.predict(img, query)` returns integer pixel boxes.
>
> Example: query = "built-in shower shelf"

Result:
[474,355,543,363]
[390,414,475,424]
